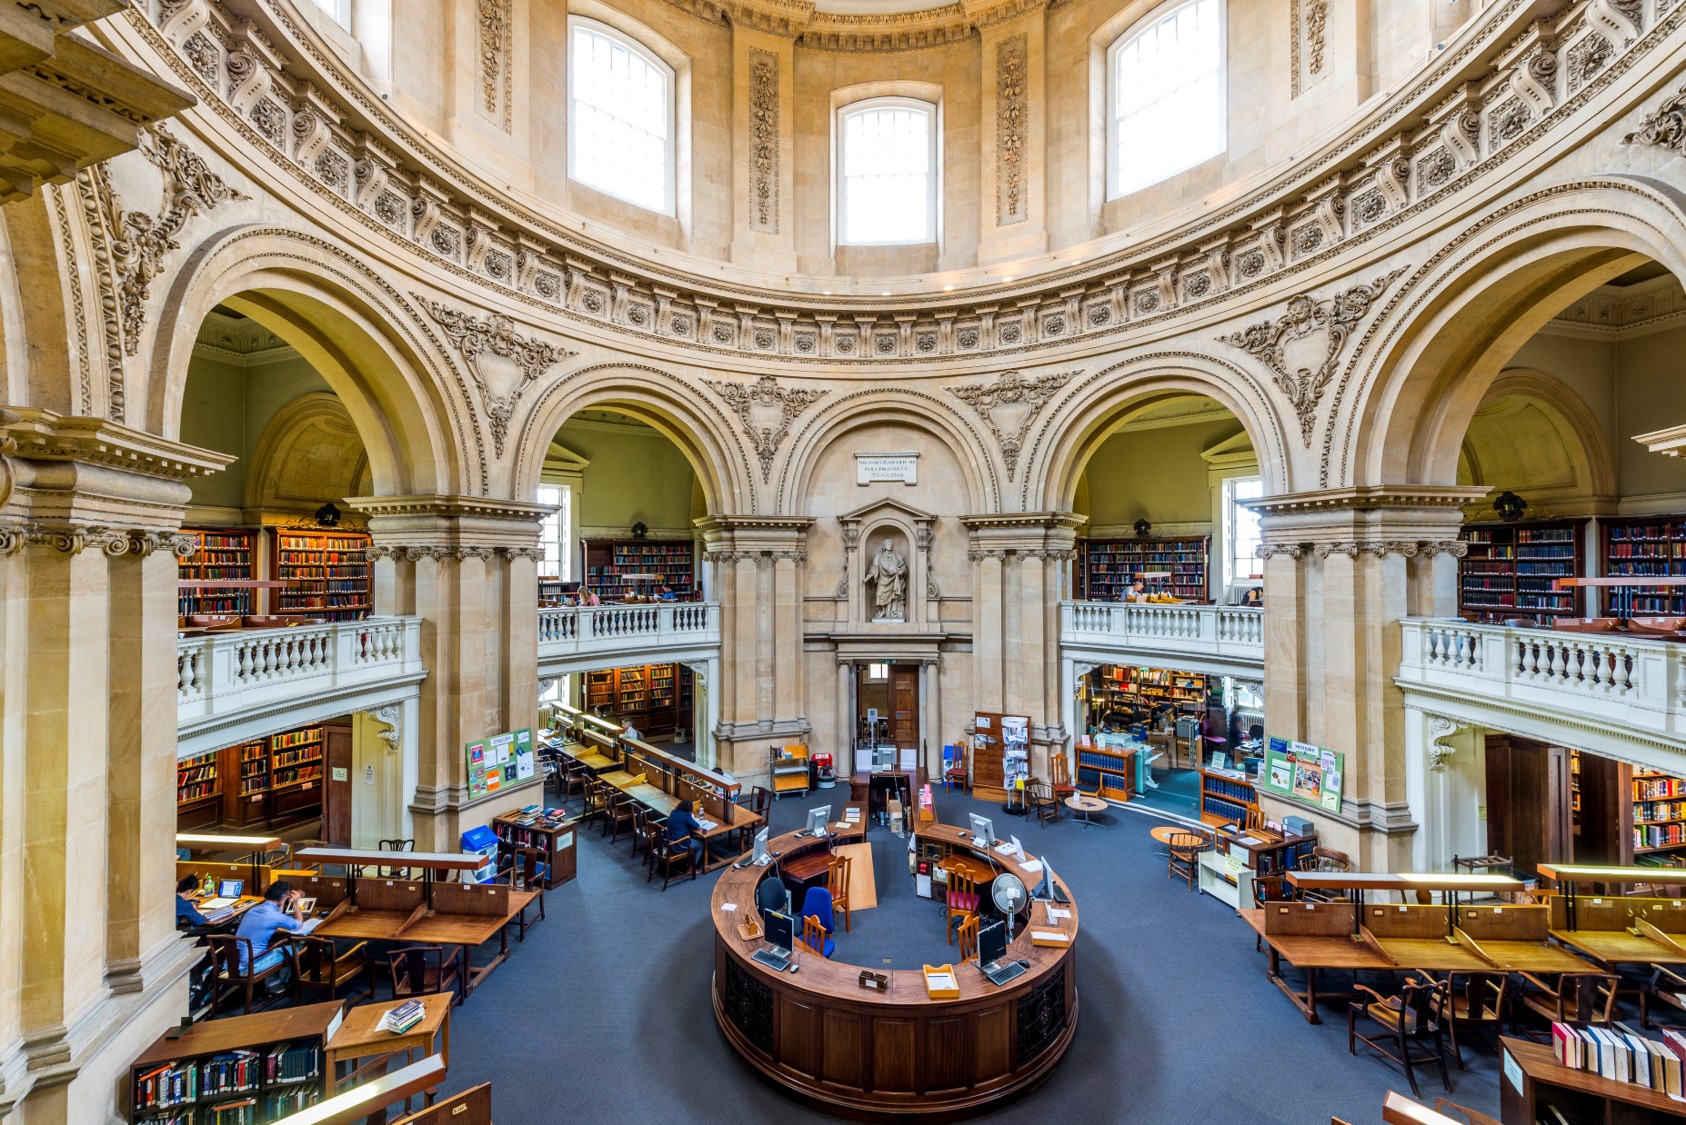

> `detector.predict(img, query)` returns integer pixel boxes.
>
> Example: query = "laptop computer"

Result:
[200,878,243,912]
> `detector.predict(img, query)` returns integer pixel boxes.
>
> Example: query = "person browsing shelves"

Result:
[234,880,314,980]
[666,800,706,864]
[175,875,209,929]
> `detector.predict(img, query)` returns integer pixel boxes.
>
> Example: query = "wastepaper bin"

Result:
[813,750,835,789]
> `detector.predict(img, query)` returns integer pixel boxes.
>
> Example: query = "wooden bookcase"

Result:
[1600,514,1686,616]
[493,810,578,887]
[176,751,222,831]
[1078,535,1209,601]
[582,662,693,736]
[128,1001,344,1124]
[1457,518,1586,623]
[1074,742,1133,801]
[177,528,258,618]
[1499,1037,1686,1125]
[580,537,695,597]
[1199,766,1259,827]
[184,722,340,831]
[1510,742,1686,867]
[271,529,371,621]
[1088,665,1209,717]
[269,725,326,824]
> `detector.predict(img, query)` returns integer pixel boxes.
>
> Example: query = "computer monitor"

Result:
[805,805,832,837]
[765,910,794,955]
[978,919,1008,968]
[873,744,896,772]
[751,827,770,865]
[217,879,242,899]
[968,813,995,846]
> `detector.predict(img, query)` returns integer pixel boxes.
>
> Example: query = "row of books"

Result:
[176,597,251,614]
[1634,800,1686,823]
[1203,795,1252,823]
[1635,776,1686,800]
[1635,823,1686,851]
[1205,776,1255,802]
[273,766,322,789]
[273,730,318,749]
[1551,1021,1686,1095]
[272,748,322,769]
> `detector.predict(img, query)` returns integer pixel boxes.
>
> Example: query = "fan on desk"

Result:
[992,873,1028,940]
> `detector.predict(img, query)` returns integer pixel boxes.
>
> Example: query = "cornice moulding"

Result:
[1244,485,1494,516]
[344,493,555,521]
[1633,423,1686,458]
[3,410,233,479]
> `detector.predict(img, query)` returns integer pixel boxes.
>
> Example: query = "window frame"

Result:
[566,15,677,217]
[1105,0,1227,201]
[1221,475,1263,591]
[536,484,573,580]
[834,95,940,248]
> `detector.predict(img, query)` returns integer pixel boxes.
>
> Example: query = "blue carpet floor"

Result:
[1128,766,1202,821]
[431,787,1508,1124]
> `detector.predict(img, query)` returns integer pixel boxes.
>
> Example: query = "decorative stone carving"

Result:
[1255,543,1304,560]
[1218,269,1406,446]
[748,49,778,234]
[420,300,575,458]
[1624,82,1686,153]
[864,536,908,621]
[996,34,1027,226]
[949,369,1074,480]
[0,408,15,510]
[369,702,402,752]
[83,125,246,359]
[704,374,830,483]
[478,0,511,130]
[1419,540,1470,559]
[1291,0,1328,98]
[1426,714,1468,770]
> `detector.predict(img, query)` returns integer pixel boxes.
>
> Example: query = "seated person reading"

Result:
[175,875,209,929]
[666,800,706,864]
[234,880,310,982]
[1121,577,1148,602]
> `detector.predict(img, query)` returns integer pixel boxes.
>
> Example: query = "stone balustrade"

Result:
[537,602,722,672]
[1059,601,1264,673]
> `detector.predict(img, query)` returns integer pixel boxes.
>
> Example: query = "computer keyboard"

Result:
[981,960,1027,986]
[751,948,792,972]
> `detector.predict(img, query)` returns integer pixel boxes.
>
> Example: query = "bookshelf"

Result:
[1088,665,1209,718]
[582,662,693,736]
[1074,743,1133,801]
[1633,768,1686,856]
[1600,515,1686,616]
[271,530,371,621]
[269,726,325,824]
[1457,519,1585,623]
[1078,535,1209,601]
[580,538,695,597]
[492,809,579,887]
[177,529,258,618]
[1199,766,1259,827]
[128,1001,344,1124]
[176,751,222,831]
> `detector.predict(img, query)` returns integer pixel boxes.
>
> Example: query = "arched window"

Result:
[568,17,676,215]
[837,98,938,246]
[1107,0,1225,199]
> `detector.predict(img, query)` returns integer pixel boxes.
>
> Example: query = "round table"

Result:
[1064,794,1110,829]
[1147,825,1183,847]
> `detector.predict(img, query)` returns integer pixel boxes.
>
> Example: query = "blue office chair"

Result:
[800,887,837,958]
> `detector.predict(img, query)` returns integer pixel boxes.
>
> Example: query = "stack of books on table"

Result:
[1551,1021,1686,1095]
[382,1000,426,1035]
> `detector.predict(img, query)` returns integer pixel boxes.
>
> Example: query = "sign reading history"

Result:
[856,453,919,485]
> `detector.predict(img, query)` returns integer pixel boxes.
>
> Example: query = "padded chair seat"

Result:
[946,892,978,912]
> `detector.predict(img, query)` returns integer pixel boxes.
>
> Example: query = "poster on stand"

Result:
[466,727,535,800]
[1260,735,1344,815]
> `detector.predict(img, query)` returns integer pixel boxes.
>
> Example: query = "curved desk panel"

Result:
[710,822,1079,1118]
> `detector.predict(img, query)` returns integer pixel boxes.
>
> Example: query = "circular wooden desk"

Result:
[1147,825,1183,846]
[711,822,1079,1119]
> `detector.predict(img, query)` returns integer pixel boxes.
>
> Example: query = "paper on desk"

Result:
[697,818,720,831]
[720,903,738,912]
[1020,860,1044,874]
[1047,908,1071,920]
[994,843,1017,855]
[845,809,861,819]
[1029,930,1068,943]
[925,972,958,991]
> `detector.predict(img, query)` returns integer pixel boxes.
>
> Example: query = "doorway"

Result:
[855,663,919,752]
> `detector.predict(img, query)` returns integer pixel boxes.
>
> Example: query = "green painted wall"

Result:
[179,353,332,512]
[1079,419,1244,528]
[557,419,700,534]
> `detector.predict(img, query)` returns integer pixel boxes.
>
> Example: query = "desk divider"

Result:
[1362,903,1452,939]
[357,878,426,913]
[1632,899,1686,933]
[1456,903,1549,941]
[1551,895,1647,931]
[1356,926,1396,965]
[176,859,272,891]
[1262,900,1354,936]
[1635,916,1686,957]
[431,881,511,917]
[1451,927,1502,969]
[292,874,348,907]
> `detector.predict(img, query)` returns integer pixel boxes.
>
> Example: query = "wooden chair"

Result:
[1026,781,1059,826]
[580,779,609,829]
[798,914,834,959]
[629,807,653,864]
[388,945,462,1006]
[606,792,639,844]
[943,745,969,793]
[1050,755,1078,803]
[378,837,416,878]
[205,934,294,1015]
[1347,975,1452,1098]
[827,853,853,933]
[559,762,589,804]
[1166,832,1207,892]
[1298,847,1353,902]
[1514,971,1618,1036]
[956,913,980,962]
[293,935,372,1005]
[1443,971,1507,1067]
[749,786,772,817]
[944,869,979,944]
[638,816,666,879]
[1644,963,1686,1029]
[1251,873,1293,950]
[649,832,697,891]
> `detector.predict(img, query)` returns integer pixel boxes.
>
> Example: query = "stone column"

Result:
[0,411,231,1122]
[696,516,814,779]
[1248,486,1485,867]
[347,495,552,848]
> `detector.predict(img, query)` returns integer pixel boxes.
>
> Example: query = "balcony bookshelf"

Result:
[271,530,371,622]
[1078,535,1209,601]
[1457,519,1586,623]
[1600,514,1686,616]
[580,538,694,598]
[177,528,257,618]
[583,662,693,737]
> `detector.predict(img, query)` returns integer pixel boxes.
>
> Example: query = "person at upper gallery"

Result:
[1121,576,1148,602]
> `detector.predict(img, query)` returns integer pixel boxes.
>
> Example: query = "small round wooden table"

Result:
[1065,794,1110,829]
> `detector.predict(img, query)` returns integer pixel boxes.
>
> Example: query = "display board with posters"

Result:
[1260,736,1344,815]
[466,727,536,800]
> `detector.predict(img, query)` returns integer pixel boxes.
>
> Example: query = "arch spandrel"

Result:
[1333,181,1686,492]
[511,361,750,516]
[1026,354,1292,512]
[146,226,471,498]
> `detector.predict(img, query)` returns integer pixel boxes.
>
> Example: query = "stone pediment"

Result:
[838,497,938,527]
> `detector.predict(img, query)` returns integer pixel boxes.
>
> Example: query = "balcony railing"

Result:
[1059,601,1264,666]
[1398,618,1686,741]
[177,616,425,732]
[537,602,721,665]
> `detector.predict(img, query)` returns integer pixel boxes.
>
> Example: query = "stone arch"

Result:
[1336,181,1686,491]
[243,391,372,514]
[511,362,749,517]
[1457,368,1616,511]
[779,392,996,514]
[145,225,471,497]
[1029,353,1291,513]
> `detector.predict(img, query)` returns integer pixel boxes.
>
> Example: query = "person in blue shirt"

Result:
[665,800,705,865]
[234,881,308,978]
[175,875,209,929]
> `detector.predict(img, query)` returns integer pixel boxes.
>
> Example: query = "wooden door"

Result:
[1573,750,1633,865]
[1484,735,1572,875]
[890,666,919,751]
[322,720,353,846]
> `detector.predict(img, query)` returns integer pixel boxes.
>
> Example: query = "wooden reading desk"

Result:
[176,832,285,889]
[294,848,484,910]
[1535,863,1686,968]
[326,992,452,1094]
[603,770,763,871]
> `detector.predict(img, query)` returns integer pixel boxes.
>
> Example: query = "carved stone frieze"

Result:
[1218,269,1406,446]
[748,49,779,234]
[478,0,510,128]
[1624,80,1686,152]
[996,34,1027,226]
[948,369,1073,479]
[1255,543,1304,560]
[1419,540,1470,559]
[1291,0,1328,98]
[419,299,575,458]
[704,374,829,483]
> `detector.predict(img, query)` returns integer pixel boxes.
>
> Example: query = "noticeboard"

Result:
[1260,735,1344,815]
[466,728,535,800]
